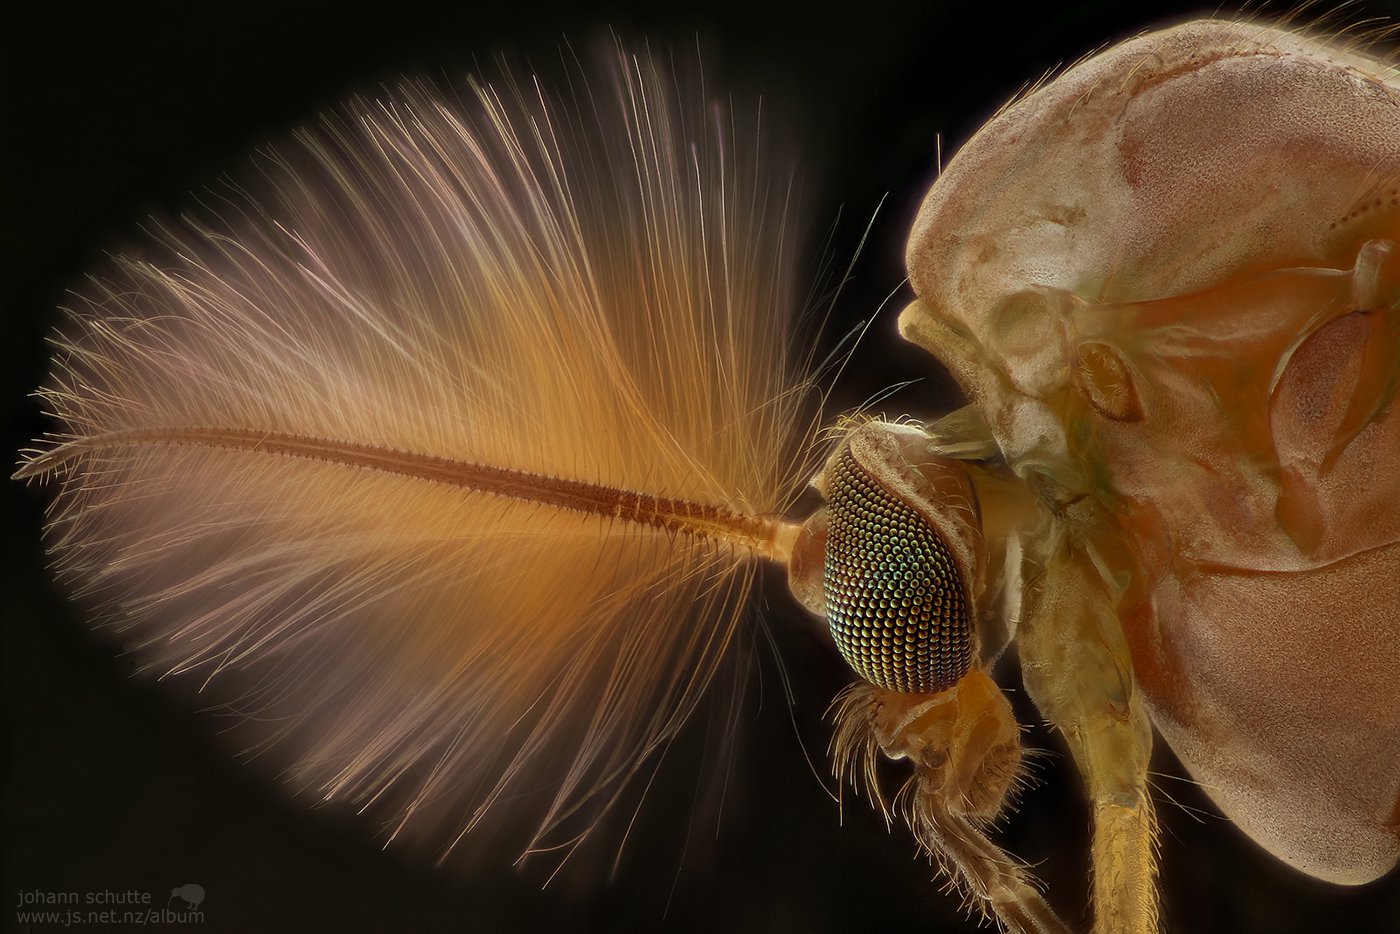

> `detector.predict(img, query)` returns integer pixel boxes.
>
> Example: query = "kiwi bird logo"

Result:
[168,884,205,910]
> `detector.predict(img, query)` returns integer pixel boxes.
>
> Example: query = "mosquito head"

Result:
[786,421,985,695]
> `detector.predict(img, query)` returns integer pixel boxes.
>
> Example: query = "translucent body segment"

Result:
[902,18,1400,882]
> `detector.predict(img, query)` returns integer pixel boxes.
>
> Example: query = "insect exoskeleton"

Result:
[901,13,1400,894]
[805,421,982,694]
[787,420,1039,668]
[785,419,1069,931]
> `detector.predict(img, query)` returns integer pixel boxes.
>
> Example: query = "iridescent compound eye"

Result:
[823,445,972,694]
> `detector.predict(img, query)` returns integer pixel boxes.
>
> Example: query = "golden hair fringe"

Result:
[19,43,826,869]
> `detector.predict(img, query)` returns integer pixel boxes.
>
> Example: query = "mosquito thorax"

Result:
[786,421,989,694]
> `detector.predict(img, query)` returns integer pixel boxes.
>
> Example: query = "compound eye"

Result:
[823,443,972,694]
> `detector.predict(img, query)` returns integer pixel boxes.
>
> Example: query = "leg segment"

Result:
[832,670,1072,934]
[1018,530,1159,934]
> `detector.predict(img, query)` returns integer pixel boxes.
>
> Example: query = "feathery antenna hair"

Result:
[18,40,823,869]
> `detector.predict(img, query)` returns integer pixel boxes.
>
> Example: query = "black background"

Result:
[6,2,1400,932]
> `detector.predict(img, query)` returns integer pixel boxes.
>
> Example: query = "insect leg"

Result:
[1018,530,1158,934]
[833,674,1072,934]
